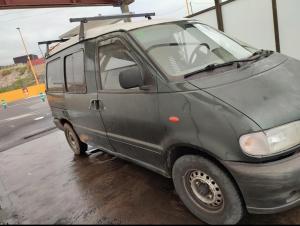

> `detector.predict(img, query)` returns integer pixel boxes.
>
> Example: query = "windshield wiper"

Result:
[184,56,261,79]
[251,49,265,57]
[250,49,274,58]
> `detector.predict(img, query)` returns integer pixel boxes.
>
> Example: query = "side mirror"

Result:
[119,67,143,89]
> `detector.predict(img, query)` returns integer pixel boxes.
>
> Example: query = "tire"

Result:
[64,123,88,155]
[172,155,244,225]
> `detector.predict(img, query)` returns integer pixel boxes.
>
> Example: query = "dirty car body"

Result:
[45,18,300,224]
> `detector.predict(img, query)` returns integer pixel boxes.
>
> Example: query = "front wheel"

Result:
[64,123,88,155]
[172,155,244,225]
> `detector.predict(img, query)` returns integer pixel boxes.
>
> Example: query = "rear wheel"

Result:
[172,155,244,225]
[64,123,87,155]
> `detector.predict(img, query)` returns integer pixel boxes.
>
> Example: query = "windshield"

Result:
[130,21,255,78]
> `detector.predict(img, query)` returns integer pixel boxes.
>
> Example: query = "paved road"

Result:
[0,97,56,152]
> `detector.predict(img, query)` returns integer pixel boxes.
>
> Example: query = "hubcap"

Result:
[186,170,224,211]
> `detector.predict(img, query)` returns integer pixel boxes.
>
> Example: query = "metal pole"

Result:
[272,0,281,52]
[185,0,191,16]
[214,0,224,31]
[16,27,39,85]
[38,44,45,59]
[120,3,131,22]
[190,1,194,14]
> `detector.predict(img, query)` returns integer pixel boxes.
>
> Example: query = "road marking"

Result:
[34,116,44,121]
[0,109,51,125]
[4,113,32,122]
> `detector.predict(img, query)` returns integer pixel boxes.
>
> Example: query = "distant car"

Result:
[45,18,300,224]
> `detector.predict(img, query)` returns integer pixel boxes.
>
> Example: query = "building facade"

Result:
[13,54,38,64]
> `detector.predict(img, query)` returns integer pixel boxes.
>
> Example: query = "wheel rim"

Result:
[185,169,224,212]
[66,130,79,153]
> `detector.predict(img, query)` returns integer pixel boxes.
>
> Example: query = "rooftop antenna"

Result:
[70,12,155,41]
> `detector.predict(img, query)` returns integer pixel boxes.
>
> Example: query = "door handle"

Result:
[89,99,104,111]
[89,99,100,110]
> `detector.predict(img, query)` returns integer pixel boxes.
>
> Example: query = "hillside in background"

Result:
[0,64,44,93]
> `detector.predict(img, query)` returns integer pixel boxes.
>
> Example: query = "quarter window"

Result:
[46,58,64,92]
[99,40,140,90]
[65,50,86,93]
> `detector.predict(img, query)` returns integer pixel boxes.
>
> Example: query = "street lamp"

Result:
[16,27,39,85]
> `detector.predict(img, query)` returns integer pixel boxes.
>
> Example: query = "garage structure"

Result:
[0,0,133,9]
[187,0,300,60]
[0,0,133,16]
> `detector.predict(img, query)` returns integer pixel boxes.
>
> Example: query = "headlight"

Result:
[239,121,300,157]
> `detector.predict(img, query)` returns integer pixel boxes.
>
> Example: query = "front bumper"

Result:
[223,151,300,214]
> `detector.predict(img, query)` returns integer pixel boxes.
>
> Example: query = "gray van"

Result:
[44,16,300,224]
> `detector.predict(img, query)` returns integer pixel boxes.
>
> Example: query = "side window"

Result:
[99,39,140,90]
[46,58,64,92]
[65,50,86,93]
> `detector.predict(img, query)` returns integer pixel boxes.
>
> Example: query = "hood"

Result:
[189,53,300,129]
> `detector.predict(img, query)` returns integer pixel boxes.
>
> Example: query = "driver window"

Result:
[99,39,140,90]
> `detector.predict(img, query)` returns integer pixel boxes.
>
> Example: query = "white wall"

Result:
[222,0,276,50]
[191,9,218,29]
[190,0,300,60]
[277,0,300,60]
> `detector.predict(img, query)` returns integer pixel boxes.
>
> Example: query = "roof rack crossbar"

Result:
[70,12,155,23]
[70,12,155,40]
[38,39,69,45]
[38,39,69,57]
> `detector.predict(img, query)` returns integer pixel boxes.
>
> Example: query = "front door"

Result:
[96,36,164,169]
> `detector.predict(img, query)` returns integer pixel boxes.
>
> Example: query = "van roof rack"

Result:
[38,39,69,56]
[59,18,122,39]
[38,12,155,57]
[38,39,69,45]
[70,12,155,40]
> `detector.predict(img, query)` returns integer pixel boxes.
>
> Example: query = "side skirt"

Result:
[97,147,171,178]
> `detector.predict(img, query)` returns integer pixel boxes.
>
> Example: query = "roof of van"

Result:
[48,18,190,57]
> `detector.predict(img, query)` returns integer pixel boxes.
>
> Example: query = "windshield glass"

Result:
[130,21,255,78]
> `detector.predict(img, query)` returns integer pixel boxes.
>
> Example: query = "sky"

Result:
[0,0,214,65]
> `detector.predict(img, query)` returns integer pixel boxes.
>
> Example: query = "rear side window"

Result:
[65,50,86,93]
[46,58,64,92]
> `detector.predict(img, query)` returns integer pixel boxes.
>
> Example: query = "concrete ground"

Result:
[1,98,300,224]
[0,131,300,224]
[0,131,201,224]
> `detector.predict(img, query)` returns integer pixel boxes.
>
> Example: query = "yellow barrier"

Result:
[0,84,46,103]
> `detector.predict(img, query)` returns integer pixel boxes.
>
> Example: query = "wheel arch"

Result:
[166,144,221,173]
[166,144,246,208]
[60,118,72,126]
[54,117,76,132]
